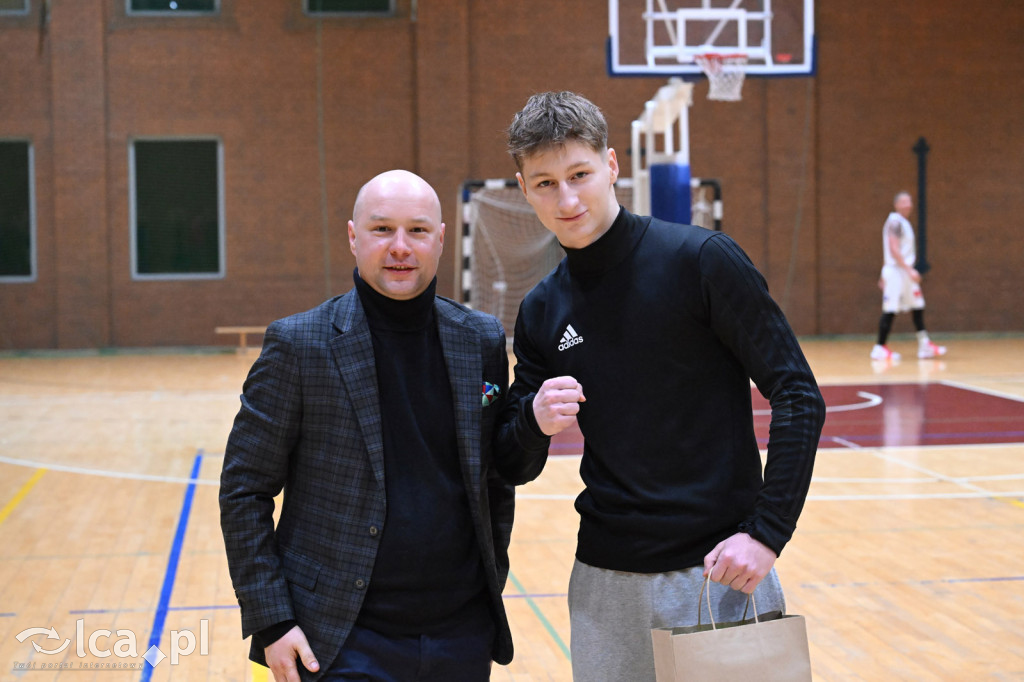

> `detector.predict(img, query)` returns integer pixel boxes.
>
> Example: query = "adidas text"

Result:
[558,336,584,351]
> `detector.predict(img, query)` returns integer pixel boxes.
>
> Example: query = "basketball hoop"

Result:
[695,53,748,101]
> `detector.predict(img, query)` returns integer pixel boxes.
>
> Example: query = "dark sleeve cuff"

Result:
[516,394,552,449]
[523,393,548,439]
[492,394,551,485]
[254,619,297,648]
[738,504,796,557]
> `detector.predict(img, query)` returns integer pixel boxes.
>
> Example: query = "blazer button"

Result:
[354,579,366,590]
[369,526,379,537]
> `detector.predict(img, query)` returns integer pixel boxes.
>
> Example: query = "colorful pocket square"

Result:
[482,381,501,407]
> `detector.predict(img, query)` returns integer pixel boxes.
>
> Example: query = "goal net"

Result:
[457,178,720,338]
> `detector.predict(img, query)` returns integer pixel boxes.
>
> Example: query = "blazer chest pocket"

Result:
[281,547,321,593]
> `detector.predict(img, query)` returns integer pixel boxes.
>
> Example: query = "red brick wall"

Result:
[1,4,57,348]
[1,0,1021,348]
[815,0,1024,335]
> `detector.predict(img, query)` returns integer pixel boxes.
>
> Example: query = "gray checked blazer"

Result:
[220,288,515,678]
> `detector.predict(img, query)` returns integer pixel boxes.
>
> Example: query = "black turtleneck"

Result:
[499,207,824,573]
[562,207,642,278]
[351,271,487,636]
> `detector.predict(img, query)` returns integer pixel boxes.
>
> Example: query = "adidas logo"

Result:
[557,324,584,352]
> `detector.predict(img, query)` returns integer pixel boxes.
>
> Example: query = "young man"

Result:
[221,170,517,681]
[495,91,826,681]
[871,191,947,361]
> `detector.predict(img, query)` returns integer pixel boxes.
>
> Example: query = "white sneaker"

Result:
[870,344,901,361]
[918,341,947,359]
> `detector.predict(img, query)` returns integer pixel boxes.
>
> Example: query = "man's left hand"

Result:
[703,532,777,594]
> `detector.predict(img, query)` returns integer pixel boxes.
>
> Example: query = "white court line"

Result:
[868,449,992,496]
[1,447,1019,502]
[547,436,1024,460]
[819,439,1024,452]
[957,473,1024,482]
[520,436,1024,501]
[0,391,238,406]
[828,434,1024,503]
[2,439,1020,500]
[815,473,1024,483]
[813,477,939,483]
[940,379,1024,403]
[806,490,1024,502]
[518,489,1024,502]
[753,391,882,416]
[0,454,219,486]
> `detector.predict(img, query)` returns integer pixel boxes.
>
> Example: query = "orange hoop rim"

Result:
[695,52,749,62]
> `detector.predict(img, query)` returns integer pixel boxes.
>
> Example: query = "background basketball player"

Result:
[871,191,947,361]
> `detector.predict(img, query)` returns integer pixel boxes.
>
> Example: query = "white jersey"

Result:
[882,212,915,268]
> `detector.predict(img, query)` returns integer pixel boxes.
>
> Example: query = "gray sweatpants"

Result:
[568,559,786,682]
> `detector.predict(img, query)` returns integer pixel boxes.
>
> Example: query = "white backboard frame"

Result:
[608,0,815,77]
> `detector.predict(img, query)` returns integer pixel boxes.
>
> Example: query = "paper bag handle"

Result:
[698,575,759,630]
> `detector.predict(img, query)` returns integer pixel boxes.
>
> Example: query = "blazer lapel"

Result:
[436,304,483,504]
[329,291,386,492]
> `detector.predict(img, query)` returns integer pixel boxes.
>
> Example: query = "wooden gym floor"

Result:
[1,336,1022,681]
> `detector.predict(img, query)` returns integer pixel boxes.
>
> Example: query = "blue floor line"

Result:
[140,450,203,681]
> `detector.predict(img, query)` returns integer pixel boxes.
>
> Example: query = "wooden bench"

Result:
[215,326,267,353]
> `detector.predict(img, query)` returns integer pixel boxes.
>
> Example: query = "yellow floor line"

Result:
[0,468,46,526]
[251,661,268,682]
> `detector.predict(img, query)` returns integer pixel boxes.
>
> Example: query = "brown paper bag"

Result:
[651,577,812,681]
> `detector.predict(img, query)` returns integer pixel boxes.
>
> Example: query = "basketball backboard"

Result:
[608,0,815,77]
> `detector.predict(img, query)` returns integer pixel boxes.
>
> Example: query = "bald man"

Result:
[221,170,518,681]
[871,191,947,362]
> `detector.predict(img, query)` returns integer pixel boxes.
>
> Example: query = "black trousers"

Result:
[321,615,495,682]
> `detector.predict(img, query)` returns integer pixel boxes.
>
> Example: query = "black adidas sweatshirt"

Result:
[496,207,825,574]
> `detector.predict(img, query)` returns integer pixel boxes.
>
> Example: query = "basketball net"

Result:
[695,53,748,101]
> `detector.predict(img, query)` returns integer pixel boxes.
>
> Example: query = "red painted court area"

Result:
[549,382,1024,455]
[776,382,1024,449]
